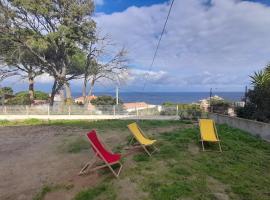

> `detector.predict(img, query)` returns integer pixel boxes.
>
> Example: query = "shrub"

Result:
[236,64,270,122]
[34,91,49,100]
[6,93,31,105]
[5,91,49,105]
[90,95,122,105]
[0,87,13,95]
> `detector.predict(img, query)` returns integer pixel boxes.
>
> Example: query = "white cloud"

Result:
[35,73,54,84]
[94,0,270,91]
[94,0,104,6]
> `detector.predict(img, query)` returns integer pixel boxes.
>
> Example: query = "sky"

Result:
[3,0,270,93]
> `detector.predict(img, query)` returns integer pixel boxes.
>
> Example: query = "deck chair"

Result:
[79,130,123,178]
[199,119,222,152]
[127,122,158,156]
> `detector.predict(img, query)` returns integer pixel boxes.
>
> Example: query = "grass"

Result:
[58,136,90,153]
[0,119,184,130]
[69,122,270,200]
[6,119,268,200]
[33,184,73,200]
[126,125,270,200]
[72,184,116,200]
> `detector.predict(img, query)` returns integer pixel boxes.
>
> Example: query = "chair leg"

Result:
[201,141,205,151]
[218,141,222,152]
[107,162,122,178]
[79,156,97,175]
[152,145,159,154]
[142,145,152,156]
[129,136,135,145]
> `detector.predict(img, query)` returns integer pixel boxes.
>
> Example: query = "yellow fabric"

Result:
[199,119,219,142]
[127,122,156,145]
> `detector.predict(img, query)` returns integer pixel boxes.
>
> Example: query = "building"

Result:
[75,95,97,104]
[199,95,225,112]
[123,102,156,112]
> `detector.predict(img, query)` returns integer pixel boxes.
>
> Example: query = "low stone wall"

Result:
[209,113,270,141]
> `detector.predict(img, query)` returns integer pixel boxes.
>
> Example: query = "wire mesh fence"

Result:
[0,104,207,119]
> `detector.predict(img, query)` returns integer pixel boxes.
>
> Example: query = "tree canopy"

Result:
[0,0,128,106]
[237,64,270,122]
[0,0,96,105]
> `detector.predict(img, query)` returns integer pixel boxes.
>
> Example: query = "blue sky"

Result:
[95,0,270,13]
[95,0,168,14]
[3,0,270,94]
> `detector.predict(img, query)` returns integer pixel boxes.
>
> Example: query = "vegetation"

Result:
[5,90,49,105]
[33,184,73,200]
[5,93,31,105]
[59,137,89,153]
[237,64,270,122]
[71,122,269,200]
[0,0,128,105]
[90,96,122,106]
[73,184,116,200]
[0,87,13,95]
[162,102,201,110]
[210,99,230,114]
[161,102,203,119]
[0,119,269,199]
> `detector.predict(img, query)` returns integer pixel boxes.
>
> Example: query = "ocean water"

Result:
[74,92,244,105]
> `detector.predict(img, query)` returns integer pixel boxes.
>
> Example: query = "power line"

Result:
[142,0,175,91]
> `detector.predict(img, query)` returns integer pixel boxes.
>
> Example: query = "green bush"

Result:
[236,64,270,122]
[6,93,31,105]
[90,95,122,105]
[0,87,13,95]
[211,100,230,114]
[161,103,201,118]
[5,91,49,105]
[34,91,49,100]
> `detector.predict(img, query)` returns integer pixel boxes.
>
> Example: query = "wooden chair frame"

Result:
[79,133,123,178]
[199,120,222,152]
[127,124,159,157]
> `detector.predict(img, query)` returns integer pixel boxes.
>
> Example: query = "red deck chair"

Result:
[79,130,123,178]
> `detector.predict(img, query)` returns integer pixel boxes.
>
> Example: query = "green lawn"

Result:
[2,119,270,200]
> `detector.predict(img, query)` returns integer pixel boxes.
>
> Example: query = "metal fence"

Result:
[0,104,206,119]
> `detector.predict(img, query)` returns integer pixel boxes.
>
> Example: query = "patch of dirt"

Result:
[0,123,190,200]
[44,173,101,200]
[207,176,231,200]
[115,177,148,200]
[0,125,104,200]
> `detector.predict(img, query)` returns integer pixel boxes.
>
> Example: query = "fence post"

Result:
[26,105,29,115]
[47,105,50,115]
[113,105,116,116]
[176,105,179,116]
[136,106,139,116]
[68,105,71,115]
[4,106,7,114]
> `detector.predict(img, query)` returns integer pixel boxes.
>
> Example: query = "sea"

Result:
[74,92,244,105]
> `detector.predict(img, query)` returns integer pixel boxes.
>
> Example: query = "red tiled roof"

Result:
[123,102,148,109]
[75,95,97,103]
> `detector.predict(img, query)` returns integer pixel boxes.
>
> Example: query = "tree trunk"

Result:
[82,77,87,104]
[28,74,34,105]
[87,79,95,104]
[64,82,72,105]
[50,79,58,106]
[88,79,95,96]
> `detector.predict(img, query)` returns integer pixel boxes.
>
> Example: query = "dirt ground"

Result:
[0,124,185,200]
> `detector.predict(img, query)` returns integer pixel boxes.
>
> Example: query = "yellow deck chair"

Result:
[127,122,158,156]
[199,119,222,152]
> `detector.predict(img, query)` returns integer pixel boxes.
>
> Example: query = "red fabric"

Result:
[87,130,121,164]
